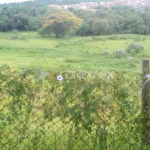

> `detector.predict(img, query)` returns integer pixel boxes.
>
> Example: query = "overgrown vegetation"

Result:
[113,50,125,59]
[126,43,144,56]
[0,1,48,32]
[74,6,150,36]
[41,10,82,38]
[1,1,150,37]
[0,65,144,150]
[0,32,148,72]
[1,1,150,150]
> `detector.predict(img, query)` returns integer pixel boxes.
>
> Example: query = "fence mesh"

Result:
[0,65,149,150]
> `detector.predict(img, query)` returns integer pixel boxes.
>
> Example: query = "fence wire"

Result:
[0,65,149,150]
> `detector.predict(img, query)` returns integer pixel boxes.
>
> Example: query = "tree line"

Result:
[74,6,150,36]
[0,1,48,32]
[1,1,150,37]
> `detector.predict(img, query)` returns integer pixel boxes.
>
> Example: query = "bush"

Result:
[126,43,144,55]
[0,65,144,149]
[103,50,110,56]
[113,50,125,59]
[37,28,50,36]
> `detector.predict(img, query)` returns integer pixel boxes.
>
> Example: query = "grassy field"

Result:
[0,31,150,72]
[0,31,147,149]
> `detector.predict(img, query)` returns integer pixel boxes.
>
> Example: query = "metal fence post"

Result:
[141,58,150,146]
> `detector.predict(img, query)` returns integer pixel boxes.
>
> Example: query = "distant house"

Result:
[49,4,60,9]
[112,0,126,6]
[132,3,144,8]
[49,0,150,11]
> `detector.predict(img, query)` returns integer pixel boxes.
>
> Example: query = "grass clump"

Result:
[103,50,110,56]
[126,43,144,56]
[127,57,138,68]
[113,50,125,59]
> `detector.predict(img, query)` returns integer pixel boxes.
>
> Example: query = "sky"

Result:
[0,0,30,4]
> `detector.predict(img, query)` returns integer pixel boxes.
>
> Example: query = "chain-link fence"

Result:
[0,64,150,150]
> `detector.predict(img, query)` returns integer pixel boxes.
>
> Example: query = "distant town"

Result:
[49,0,150,11]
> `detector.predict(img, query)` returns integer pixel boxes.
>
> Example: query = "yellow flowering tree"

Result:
[43,10,83,38]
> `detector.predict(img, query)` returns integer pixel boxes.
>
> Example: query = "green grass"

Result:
[0,31,150,72]
[0,32,148,149]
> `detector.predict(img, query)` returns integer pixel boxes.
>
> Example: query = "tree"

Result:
[123,15,148,34]
[76,23,92,36]
[28,16,43,31]
[139,12,150,33]
[106,15,125,34]
[38,27,51,36]
[11,12,28,30]
[43,10,83,38]
[92,19,109,35]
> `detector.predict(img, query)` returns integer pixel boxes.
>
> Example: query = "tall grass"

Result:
[0,32,150,72]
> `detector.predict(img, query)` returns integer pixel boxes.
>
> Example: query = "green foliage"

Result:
[92,19,109,35]
[0,1,149,38]
[43,10,83,38]
[74,6,150,36]
[113,50,125,59]
[126,43,144,56]
[123,14,149,35]
[0,65,146,149]
[37,27,51,36]
[76,23,92,36]
[0,31,150,72]
[1,2,150,36]
[0,1,48,32]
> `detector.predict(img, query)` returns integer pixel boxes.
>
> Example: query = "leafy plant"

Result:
[0,65,147,149]
[126,43,144,55]
[113,50,125,58]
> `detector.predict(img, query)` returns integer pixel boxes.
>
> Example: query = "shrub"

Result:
[0,65,144,149]
[37,28,50,36]
[126,43,144,55]
[103,50,110,56]
[113,50,125,59]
